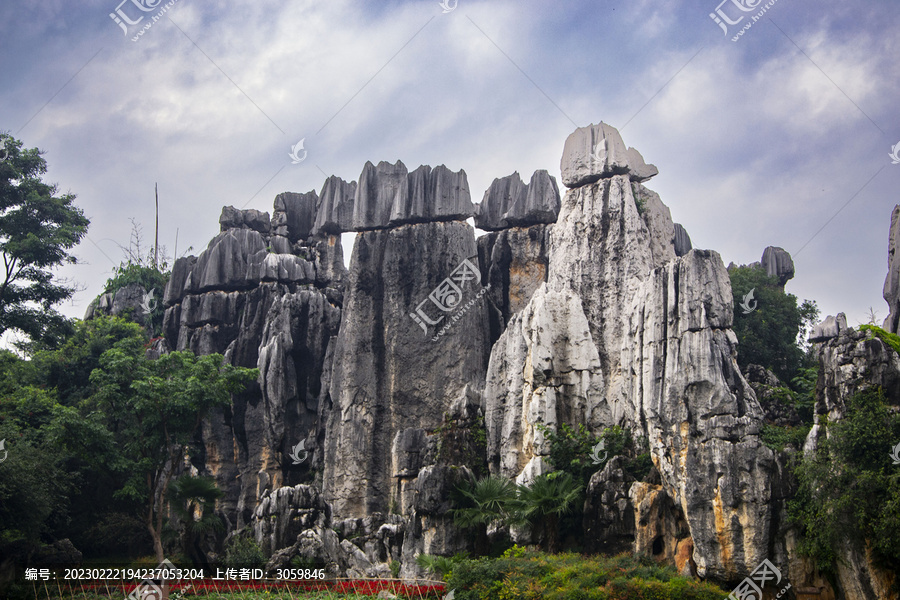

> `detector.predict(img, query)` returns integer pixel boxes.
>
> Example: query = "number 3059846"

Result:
[275,568,325,580]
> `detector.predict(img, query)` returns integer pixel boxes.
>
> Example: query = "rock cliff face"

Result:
[86,123,900,597]
[160,195,346,530]
[481,122,773,581]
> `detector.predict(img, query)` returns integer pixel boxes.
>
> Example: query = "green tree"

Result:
[729,265,807,382]
[515,473,583,554]
[788,387,900,575]
[90,348,257,561]
[451,474,519,555]
[0,133,89,347]
[167,475,224,568]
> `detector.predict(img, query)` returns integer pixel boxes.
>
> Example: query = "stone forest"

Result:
[2,123,899,600]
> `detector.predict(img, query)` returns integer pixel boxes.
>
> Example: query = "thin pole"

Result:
[154,183,159,269]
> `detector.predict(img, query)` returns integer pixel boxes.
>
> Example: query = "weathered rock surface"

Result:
[582,457,636,556]
[560,122,657,188]
[352,161,473,230]
[743,364,802,427]
[761,246,795,287]
[474,170,561,231]
[162,198,346,532]
[484,285,607,477]
[883,204,900,333]
[322,221,488,517]
[314,176,356,236]
[84,282,156,329]
[476,225,551,343]
[673,223,692,257]
[808,313,848,342]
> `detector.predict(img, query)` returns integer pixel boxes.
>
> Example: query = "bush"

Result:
[442,551,725,600]
[222,534,267,568]
[761,423,811,452]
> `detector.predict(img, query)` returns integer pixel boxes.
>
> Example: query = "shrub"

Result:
[222,534,267,568]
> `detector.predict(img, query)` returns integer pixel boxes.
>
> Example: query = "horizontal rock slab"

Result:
[220,206,271,234]
[560,122,658,188]
[352,161,473,230]
[474,170,561,231]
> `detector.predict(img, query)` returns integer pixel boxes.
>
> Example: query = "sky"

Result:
[1,0,898,335]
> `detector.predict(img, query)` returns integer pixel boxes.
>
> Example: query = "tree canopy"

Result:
[0,133,89,347]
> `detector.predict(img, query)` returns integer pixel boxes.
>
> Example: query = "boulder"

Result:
[560,122,657,188]
[808,313,848,342]
[761,246,795,287]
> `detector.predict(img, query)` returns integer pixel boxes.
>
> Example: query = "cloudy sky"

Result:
[1,0,898,332]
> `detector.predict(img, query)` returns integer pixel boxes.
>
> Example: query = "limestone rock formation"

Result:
[883,204,900,333]
[761,246,795,287]
[476,225,551,343]
[474,170,561,231]
[314,176,356,236]
[673,223,692,257]
[162,199,345,531]
[560,122,658,188]
[808,313,848,343]
[352,161,473,230]
[322,220,488,517]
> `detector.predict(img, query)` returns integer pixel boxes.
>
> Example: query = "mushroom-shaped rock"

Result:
[760,246,795,287]
[560,122,657,188]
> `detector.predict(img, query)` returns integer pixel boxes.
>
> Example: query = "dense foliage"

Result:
[539,423,652,488]
[0,134,89,349]
[0,316,257,569]
[788,387,900,575]
[728,266,808,382]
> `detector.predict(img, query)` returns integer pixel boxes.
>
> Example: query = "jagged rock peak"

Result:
[474,170,561,231]
[882,204,900,333]
[560,122,658,188]
[315,176,357,236]
[220,206,271,234]
[351,160,473,230]
[673,223,692,257]
[760,246,794,286]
